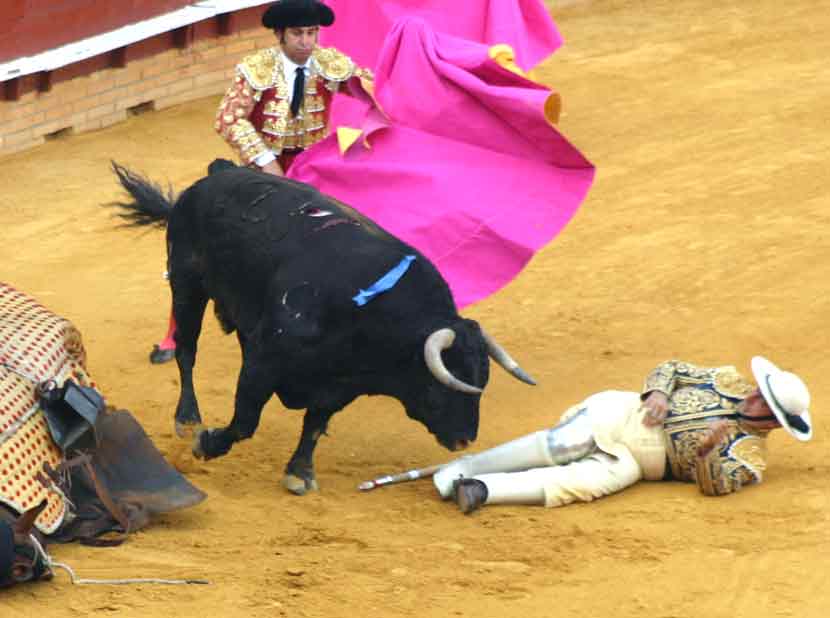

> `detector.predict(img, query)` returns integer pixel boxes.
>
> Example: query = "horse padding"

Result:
[0,282,95,533]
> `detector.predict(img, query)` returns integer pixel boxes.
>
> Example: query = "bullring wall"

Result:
[0,1,194,63]
[0,6,274,158]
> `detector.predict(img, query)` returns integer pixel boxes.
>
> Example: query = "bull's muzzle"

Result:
[452,439,471,451]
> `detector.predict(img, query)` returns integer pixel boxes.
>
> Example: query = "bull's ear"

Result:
[269,283,323,342]
[12,501,47,542]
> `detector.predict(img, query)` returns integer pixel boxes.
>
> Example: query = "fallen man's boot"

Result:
[433,430,557,498]
[453,479,488,514]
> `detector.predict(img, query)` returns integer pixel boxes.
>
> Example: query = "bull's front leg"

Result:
[282,407,338,496]
[192,357,273,460]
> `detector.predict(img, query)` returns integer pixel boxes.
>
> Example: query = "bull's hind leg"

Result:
[172,278,209,436]
[283,406,344,496]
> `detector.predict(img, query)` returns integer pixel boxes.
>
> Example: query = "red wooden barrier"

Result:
[0,0,194,63]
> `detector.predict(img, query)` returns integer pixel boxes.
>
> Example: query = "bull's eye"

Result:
[304,207,332,218]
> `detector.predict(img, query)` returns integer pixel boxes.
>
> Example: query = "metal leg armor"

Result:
[545,406,597,464]
[433,407,597,499]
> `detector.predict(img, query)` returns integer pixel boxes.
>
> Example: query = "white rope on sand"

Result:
[29,535,209,586]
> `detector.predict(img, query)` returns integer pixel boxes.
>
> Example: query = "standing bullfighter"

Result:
[149,0,373,364]
[215,0,373,176]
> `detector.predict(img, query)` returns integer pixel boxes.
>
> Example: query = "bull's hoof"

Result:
[190,427,233,460]
[282,474,319,496]
[191,428,209,460]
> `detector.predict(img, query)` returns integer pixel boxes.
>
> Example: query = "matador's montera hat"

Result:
[262,0,335,30]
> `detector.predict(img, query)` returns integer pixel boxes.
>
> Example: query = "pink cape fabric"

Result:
[321,0,564,130]
[288,18,595,308]
[321,0,563,71]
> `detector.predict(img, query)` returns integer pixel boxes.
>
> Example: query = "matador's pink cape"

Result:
[288,18,595,308]
[321,0,563,72]
[320,0,564,129]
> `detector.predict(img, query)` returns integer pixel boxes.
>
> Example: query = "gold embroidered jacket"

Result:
[214,46,368,165]
[642,360,767,496]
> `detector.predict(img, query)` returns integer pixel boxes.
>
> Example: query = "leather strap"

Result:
[48,456,131,542]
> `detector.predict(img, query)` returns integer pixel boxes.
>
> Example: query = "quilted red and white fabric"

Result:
[0,282,96,533]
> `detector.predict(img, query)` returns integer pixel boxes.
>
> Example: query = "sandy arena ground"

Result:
[1,1,829,616]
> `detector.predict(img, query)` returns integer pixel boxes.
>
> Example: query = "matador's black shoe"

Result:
[452,478,488,515]
[149,344,175,365]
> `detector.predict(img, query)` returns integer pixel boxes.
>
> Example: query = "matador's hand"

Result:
[261,160,284,176]
[641,391,669,426]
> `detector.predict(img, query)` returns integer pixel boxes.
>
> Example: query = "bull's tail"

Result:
[109,161,174,228]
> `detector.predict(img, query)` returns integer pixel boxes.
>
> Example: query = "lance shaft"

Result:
[357,464,444,491]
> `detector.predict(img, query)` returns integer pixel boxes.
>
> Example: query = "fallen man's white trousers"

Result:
[433,391,666,507]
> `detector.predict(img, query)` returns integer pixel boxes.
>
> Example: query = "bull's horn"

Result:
[424,328,483,395]
[481,330,537,385]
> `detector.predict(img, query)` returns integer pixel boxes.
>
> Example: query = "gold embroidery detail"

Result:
[643,360,680,393]
[694,452,717,495]
[239,49,279,90]
[262,115,289,138]
[264,99,290,116]
[644,361,749,401]
[664,405,738,426]
[312,46,356,82]
[729,435,767,476]
[712,367,756,399]
[669,388,721,415]
[673,362,714,381]
[664,418,742,482]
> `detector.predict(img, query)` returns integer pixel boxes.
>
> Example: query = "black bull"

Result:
[111,160,535,494]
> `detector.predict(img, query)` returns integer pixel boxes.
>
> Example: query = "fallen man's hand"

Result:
[696,420,730,458]
[641,391,669,426]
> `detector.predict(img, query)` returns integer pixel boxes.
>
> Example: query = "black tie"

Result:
[291,66,305,117]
